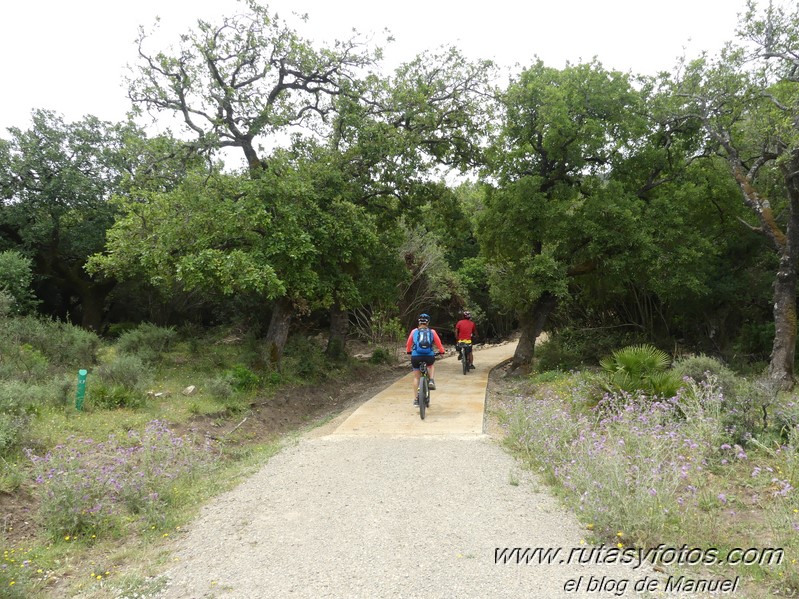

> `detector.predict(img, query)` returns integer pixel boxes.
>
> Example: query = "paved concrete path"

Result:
[332,342,518,437]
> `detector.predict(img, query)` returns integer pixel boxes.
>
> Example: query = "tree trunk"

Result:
[264,297,293,367]
[79,284,111,332]
[509,292,558,375]
[326,303,349,360]
[768,171,799,389]
[54,261,115,332]
[725,160,799,390]
[768,252,797,388]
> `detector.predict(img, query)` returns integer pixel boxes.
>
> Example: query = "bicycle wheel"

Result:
[419,375,428,420]
[462,347,468,375]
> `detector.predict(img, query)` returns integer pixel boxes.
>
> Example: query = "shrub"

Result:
[672,354,738,391]
[0,250,38,315]
[599,344,681,398]
[673,354,773,442]
[116,323,176,363]
[224,364,260,390]
[106,322,139,338]
[0,315,99,369]
[281,334,329,382]
[95,354,148,390]
[22,345,50,381]
[504,380,730,544]
[0,380,26,416]
[368,347,393,365]
[48,374,77,406]
[0,412,27,455]
[89,383,146,410]
[535,327,646,371]
[0,290,13,318]
[206,376,235,400]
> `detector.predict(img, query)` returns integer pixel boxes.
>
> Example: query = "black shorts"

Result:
[410,355,436,370]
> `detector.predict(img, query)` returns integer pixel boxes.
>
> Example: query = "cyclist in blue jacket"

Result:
[405,313,445,404]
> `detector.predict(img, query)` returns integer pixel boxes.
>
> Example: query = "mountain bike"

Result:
[456,341,472,375]
[417,361,431,419]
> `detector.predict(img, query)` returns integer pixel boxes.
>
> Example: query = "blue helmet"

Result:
[418,313,430,324]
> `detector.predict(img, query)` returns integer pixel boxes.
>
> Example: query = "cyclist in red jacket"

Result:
[455,310,477,370]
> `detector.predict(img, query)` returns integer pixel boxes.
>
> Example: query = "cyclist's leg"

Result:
[427,356,437,389]
[411,357,422,401]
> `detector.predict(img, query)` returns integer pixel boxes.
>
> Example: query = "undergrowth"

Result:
[499,353,799,597]
[0,316,389,598]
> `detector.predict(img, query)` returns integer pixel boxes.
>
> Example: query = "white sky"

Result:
[1,0,749,135]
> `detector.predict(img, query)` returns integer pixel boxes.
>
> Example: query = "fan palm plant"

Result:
[600,344,681,398]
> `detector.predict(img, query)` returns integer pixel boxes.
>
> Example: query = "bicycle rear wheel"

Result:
[419,376,428,420]
[462,348,469,375]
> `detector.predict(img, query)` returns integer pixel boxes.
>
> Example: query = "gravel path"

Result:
[159,436,664,598]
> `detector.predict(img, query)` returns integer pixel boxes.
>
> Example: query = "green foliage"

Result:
[733,321,774,360]
[0,378,73,454]
[0,412,27,455]
[88,384,146,410]
[600,344,681,397]
[0,111,161,327]
[0,315,99,371]
[601,344,670,378]
[116,323,176,363]
[672,354,739,391]
[0,250,38,314]
[398,224,464,321]
[206,376,235,401]
[0,566,28,599]
[0,290,12,318]
[535,327,646,371]
[87,171,284,298]
[106,322,139,338]
[672,354,774,442]
[368,347,393,365]
[2,344,49,382]
[223,364,260,391]
[281,334,331,382]
[95,354,148,390]
[0,379,69,415]
[478,61,660,365]
[353,310,406,345]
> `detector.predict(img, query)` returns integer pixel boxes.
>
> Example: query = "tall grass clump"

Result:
[26,420,212,540]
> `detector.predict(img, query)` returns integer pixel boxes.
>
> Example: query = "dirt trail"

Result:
[156,344,670,599]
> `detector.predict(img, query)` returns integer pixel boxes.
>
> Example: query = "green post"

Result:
[76,369,87,411]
